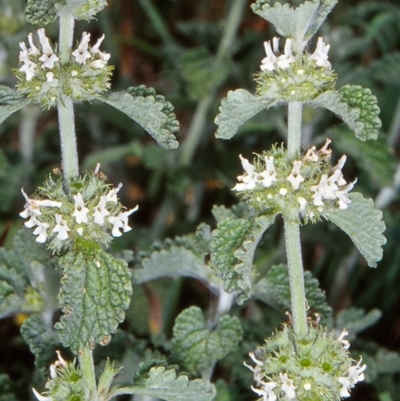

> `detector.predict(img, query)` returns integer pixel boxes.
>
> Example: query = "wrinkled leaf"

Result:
[215,89,276,140]
[210,215,275,304]
[55,247,132,354]
[324,192,386,267]
[172,306,242,376]
[0,85,30,126]
[25,0,60,25]
[20,314,61,374]
[99,86,179,149]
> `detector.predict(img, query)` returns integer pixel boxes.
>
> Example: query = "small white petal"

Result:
[32,388,52,401]
[72,193,89,224]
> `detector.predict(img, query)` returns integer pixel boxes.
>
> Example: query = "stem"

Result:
[284,220,308,336]
[287,102,303,157]
[57,13,79,180]
[179,0,247,166]
[79,348,98,400]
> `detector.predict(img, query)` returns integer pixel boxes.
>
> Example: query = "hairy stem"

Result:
[287,101,303,157]
[284,220,308,336]
[58,13,79,180]
[79,349,98,400]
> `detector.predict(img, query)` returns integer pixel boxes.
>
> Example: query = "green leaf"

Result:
[210,215,275,304]
[372,52,400,87]
[72,0,107,20]
[375,349,400,374]
[55,247,132,354]
[20,313,61,374]
[251,0,337,45]
[309,87,381,141]
[254,264,333,325]
[99,85,179,149]
[0,86,30,126]
[324,192,386,267]
[25,0,60,25]
[0,281,22,318]
[172,306,242,376]
[0,375,17,401]
[335,307,382,338]
[215,89,276,140]
[128,366,216,401]
[181,47,230,101]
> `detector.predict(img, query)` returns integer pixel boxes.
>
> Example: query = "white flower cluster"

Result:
[336,330,366,398]
[33,351,67,401]
[18,29,110,82]
[233,140,356,211]
[261,36,330,72]
[245,354,297,400]
[20,184,138,244]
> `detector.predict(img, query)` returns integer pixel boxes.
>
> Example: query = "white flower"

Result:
[302,146,319,162]
[27,33,40,55]
[297,197,307,212]
[37,28,59,69]
[20,188,62,220]
[233,155,260,191]
[46,71,54,82]
[309,37,331,68]
[108,205,139,237]
[277,38,295,69]
[317,138,332,157]
[90,34,110,68]
[33,221,50,243]
[72,193,89,224]
[279,373,296,399]
[93,196,110,225]
[32,388,52,401]
[338,358,366,398]
[19,42,37,81]
[104,183,122,203]
[304,383,312,391]
[251,382,277,401]
[311,174,328,206]
[261,39,278,71]
[335,179,357,209]
[249,351,264,367]
[337,329,350,350]
[287,160,304,190]
[72,32,92,64]
[49,350,68,379]
[52,214,70,240]
[259,156,277,187]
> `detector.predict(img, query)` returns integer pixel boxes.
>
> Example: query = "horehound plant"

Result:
[213,0,386,400]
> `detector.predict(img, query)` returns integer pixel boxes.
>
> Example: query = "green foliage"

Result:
[372,53,400,87]
[99,85,179,149]
[25,0,60,25]
[20,313,61,374]
[251,0,338,47]
[72,0,107,20]
[335,307,382,338]
[129,366,216,401]
[254,264,333,324]
[0,85,30,126]
[215,89,276,139]
[172,306,242,376]
[324,192,386,268]
[55,247,132,354]
[210,215,275,304]
[181,47,230,101]
[0,375,17,401]
[309,87,381,141]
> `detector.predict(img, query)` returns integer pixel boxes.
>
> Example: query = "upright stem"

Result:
[79,348,98,400]
[287,102,302,157]
[285,101,307,336]
[284,220,308,336]
[58,13,79,180]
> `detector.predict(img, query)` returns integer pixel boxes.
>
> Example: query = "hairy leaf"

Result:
[0,281,22,318]
[211,203,253,223]
[72,0,107,20]
[215,89,276,140]
[372,52,400,87]
[20,314,60,373]
[210,215,274,304]
[324,192,386,267]
[0,86,30,126]
[255,264,333,324]
[99,86,179,149]
[335,307,382,338]
[25,0,60,25]
[181,47,230,101]
[129,366,216,401]
[55,247,132,354]
[309,87,381,141]
[133,246,221,290]
[251,0,337,45]
[172,306,242,376]
[375,349,400,374]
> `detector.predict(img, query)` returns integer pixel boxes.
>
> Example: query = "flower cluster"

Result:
[20,168,138,252]
[33,351,85,401]
[256,36,336,101]
[245,325,366,401]
[233,140,356,222]
[15,28,112,108]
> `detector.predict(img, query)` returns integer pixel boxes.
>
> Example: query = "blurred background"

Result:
[1,1,400,400]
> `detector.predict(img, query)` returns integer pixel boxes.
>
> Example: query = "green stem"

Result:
[79,348,98,400]
[287,101,302,157]
[58,12,79,180]
[284,219,308,336]
[179,0,247,166]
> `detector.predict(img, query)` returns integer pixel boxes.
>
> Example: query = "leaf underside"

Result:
[0,86,30,126]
